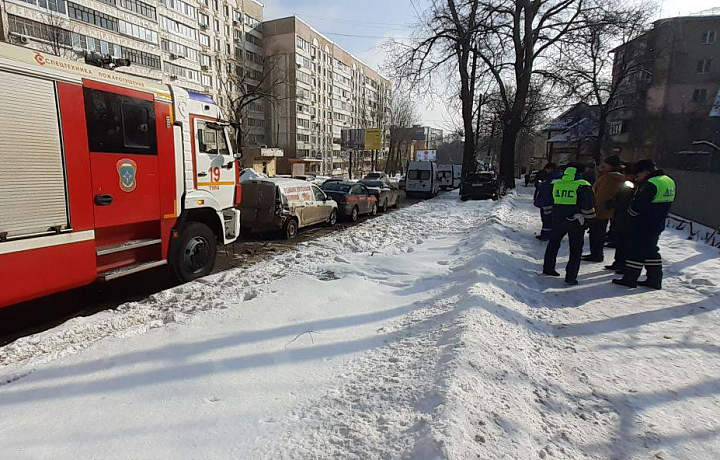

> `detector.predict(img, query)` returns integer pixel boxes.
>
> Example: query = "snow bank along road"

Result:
[1,189,719,459]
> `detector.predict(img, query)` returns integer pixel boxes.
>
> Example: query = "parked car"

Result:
[452,164,462,188]
[359,178,401,212]
[524,170,538,186]
[461,172,499,201]
[406,161,439,198]
[364,171,388,180]
[241,178,338,239]
[437,164,453,190]
[293,174,316,182]
[398,175,406,190]
[321,181,378,222]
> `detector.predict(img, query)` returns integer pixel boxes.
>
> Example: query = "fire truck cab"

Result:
[0,43,242,309]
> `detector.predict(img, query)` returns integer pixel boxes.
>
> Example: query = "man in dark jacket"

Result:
[613,159,676,289]
[543,164,596,285]
[605,163,637,273]
[534,163,558,241]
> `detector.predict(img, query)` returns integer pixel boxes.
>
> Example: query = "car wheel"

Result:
[461,195,468,202]
[326,209,338,226]
[381,198,388,212]
[393,197,400,209]
[170,222,217,283]
[283,218,299,239]
[350,206,359,222]
[371,202,378,216]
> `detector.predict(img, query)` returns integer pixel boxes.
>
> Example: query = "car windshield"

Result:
[321,183,351,192]
[365,173,382,179]
[360,180,383,188]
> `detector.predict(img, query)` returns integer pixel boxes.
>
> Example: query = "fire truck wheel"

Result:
[171,222,217,283]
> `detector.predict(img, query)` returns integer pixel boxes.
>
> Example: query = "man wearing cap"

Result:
[543,164,596,285]
[605,163,638,273]
[583,155,626,262]
[613,159,676,289]
[534,163,560,241]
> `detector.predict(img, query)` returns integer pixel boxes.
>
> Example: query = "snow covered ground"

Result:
[1,189,720,459]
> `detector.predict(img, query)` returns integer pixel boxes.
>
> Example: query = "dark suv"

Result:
[460,172,499,201]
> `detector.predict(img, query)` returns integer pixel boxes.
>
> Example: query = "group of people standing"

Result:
[533,156,676,288]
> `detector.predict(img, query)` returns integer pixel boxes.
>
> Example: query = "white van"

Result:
[406,161,439,198]
[437,164,453,190]
[452,164,462,189]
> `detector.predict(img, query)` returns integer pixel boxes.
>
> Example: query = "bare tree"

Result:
[391,0,488,185]
[385,86,420,174]
[217,53,290,148]
[554,2,656,163]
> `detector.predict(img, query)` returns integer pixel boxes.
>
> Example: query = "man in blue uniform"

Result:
[613,159,676,289]
[534,163,559,241]
[542,164,596,285]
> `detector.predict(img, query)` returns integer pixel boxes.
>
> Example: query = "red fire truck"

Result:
[0,43,244,309]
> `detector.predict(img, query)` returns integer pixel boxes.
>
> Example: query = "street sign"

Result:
[416,149,437,161]
[365,128,382,150]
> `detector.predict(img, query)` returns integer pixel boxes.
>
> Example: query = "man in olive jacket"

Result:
[583,155,625,262]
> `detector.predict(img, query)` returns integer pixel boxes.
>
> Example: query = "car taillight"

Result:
[346,195,358,202]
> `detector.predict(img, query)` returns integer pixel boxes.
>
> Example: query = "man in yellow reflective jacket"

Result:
[613,159,676,289]
[543,164,597,285]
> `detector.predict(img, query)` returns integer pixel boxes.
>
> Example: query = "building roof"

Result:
[547,117,599,143]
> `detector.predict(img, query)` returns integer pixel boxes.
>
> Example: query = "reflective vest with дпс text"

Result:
[648,175,676,203]
[552,168,590,205]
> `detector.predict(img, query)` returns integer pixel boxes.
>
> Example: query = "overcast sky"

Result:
[264,0,719,130]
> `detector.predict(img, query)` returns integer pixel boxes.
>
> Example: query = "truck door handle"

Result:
[223,162,234,169]
[94,194,114,206]
[198,172,208,177]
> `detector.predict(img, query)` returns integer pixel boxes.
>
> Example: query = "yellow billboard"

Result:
[364,129,382,150]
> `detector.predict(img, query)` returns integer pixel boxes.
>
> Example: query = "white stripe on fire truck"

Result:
[0,230,95,255]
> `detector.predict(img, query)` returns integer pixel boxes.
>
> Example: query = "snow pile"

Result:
[0,194,489,368]
[2,190,720,459]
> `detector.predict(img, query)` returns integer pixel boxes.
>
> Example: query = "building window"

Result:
[119,0,155,19]
[119,20,158,43]
[697,58,712,74]
[18,0,66,13]
[702,30,717,45]
[692,88,708,103]
[609,121,623,136]
[164,62,199,82]
[199,34,210,47]
[8,14,71,46]
[84,88,157,155]
[201,74,212,87]
[68,2,118,32]
[163,0,196,19]
[162,39,199,61]
[160,16,196,41]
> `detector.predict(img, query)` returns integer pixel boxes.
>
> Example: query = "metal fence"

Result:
[665,168,720,229]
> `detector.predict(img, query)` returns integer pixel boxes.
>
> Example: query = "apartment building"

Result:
[608,11,720,166]
[262,16,391,176]
[0,0,266,146]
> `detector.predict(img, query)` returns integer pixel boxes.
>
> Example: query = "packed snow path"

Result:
[1,189,720,459]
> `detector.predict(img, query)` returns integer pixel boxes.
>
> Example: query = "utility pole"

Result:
[348,150,353,180]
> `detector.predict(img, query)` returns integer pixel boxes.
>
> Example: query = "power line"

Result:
[319,31,413,40]
[297,13,409,27]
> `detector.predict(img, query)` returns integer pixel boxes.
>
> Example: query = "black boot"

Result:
[639,266,662,290]
[613,265,641,288]
[605,262,621,271]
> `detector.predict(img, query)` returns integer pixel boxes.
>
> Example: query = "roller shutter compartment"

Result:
[0,71,69,239]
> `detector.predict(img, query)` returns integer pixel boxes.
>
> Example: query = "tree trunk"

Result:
[500,119,521,188]
[593,109,608,165]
